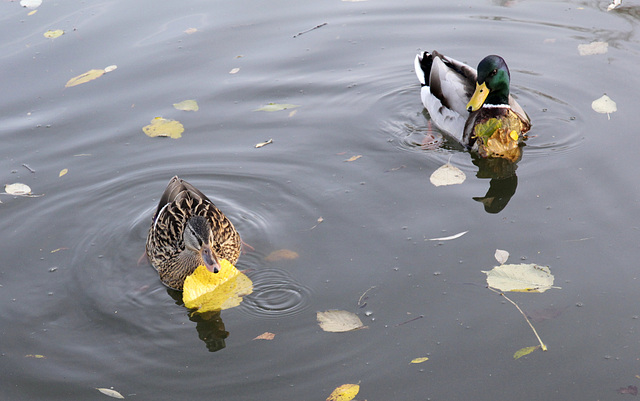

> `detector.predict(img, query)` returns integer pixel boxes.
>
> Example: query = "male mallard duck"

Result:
[146,176,241,291]
[414,51,531,161]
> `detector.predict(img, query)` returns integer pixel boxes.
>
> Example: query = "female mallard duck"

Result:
[414,51,531,161]
[146,176,241,291]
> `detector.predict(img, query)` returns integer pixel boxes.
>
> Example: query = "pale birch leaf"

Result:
[317,310,365,332]
[482,264,559,293]
[494,249,509,265]
[430,163,466,186]
[96,388,124,399]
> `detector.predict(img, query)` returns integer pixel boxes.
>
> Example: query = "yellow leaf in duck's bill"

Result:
[326,383,360,401]
[44,29,64,38]
[65,69,105,87]
[183,259,253,313]
[173,99,199,112]
[142,117,184,139]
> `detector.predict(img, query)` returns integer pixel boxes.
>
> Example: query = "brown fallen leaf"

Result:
[265,249,299,262]
[253,332,275,340]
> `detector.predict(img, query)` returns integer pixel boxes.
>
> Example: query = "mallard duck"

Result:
[414,51,531,161]
[146,176,241,291]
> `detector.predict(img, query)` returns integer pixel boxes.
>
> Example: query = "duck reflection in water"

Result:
[472,155,519,214]
[167,288,229,352]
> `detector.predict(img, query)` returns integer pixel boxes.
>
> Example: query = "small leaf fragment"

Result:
[104,65,118,73]
[142,117,184,139]
[59,168,68,177]
[253,332,275,340]
[591,94,617,119]
[317,310,365,332]
[578,41,608,56]
[229,67,240,74]
[184,27,198,34]
[255,139,273,148]
[428,230,468,241]
[96,388,125,399]
[5,183,31,195]
[326,383,360,401]
[173,99,199,112]
[410,357,429,364]
[265,249,299,262]
[65,69,105,88]
[608,0,622,10]
[254,103,300,112]
[25,354,46,358]
[44,29,64,39]
[494,249,509,265]
[514,345,540,359]
[344,155,362,162]
[430,163,466,186]
[20,0,42,9]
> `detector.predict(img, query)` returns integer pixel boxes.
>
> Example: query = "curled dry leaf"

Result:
[265,249,299,262]
[430,163,466,186]
[317,310,365,332]
[326,383,360,401]
[96,388,125,399]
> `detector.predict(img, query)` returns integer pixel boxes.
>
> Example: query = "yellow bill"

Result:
[466,81,490,112]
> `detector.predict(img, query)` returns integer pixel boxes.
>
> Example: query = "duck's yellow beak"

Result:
[466,82,489,112]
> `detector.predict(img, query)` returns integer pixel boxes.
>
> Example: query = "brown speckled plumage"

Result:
[146,176,241,290]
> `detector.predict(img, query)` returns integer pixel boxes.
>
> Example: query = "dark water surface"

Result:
[2,0,640,399]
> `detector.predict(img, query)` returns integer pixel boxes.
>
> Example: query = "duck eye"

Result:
[490,69,498,77]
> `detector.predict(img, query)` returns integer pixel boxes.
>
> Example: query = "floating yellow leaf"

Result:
[255,139,273,148]
[44,29,64,39]
[265,249,299,262]
[327,383,360,401]
[317,310,366,332]
[514,345,540,359]
[96,388,124,399]
[253,332,275,340]
[482,264,559,293]
[28,9,37,15]
[410,357,429,364]
[430,163,466,186]
[65,69,105,88]
[183,260,253,313]
[5,183,31,195]
[25,354,46,358]
[142,117,184,139]
[173,99,199,112]
[254,103,300,112]
[344,155,362,162]
[59,168,68,177]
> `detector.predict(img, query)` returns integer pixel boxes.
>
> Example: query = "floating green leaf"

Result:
[254,103,300,112]
[474,118,502,140]
[483,264,559,293]
[317,310,366,332]
[514,345,540,359]
[173,99,199,112]
[44,29,64,38]
[142,117,184,139]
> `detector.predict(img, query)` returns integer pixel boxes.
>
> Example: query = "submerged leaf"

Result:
[617,385,638,396]
[410,357,429,364]
[5,183,31,195]
[142,117,184,139]
[578,41,608,56]
[254,103,300,112]
[44,29,64,38]
[513,345,540,359]
[482,263,559,293]
[65,69,105,87]
[494,249,509,265]
[430,163,466,186]
[317,310,365,332]
[264,249,299,262]
[326,383,360,401]
[591,94,617,118]
[96,388,124,399]
[183,260,253,313]
[173,99,199,112]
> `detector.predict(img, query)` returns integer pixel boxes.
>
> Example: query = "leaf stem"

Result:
[489,287,547,351]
